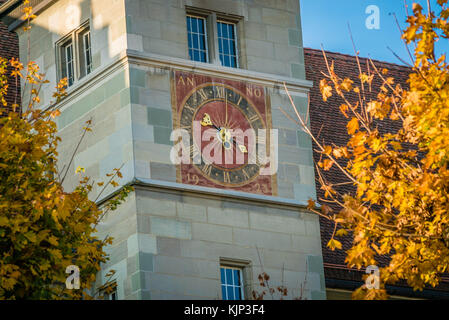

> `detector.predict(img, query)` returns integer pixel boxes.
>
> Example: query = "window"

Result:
[100,281,117,300]
[105,290,117,300]
[217,21,238,68]
[78,29,92,78]
[56,22,92,87]
[185,10,240,68]
[60,40,74,87]
[220,266,244,300]
[187,15,208,63]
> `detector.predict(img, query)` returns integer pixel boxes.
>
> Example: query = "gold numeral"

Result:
[187,173,199,185]
[242,168,250,180]
[236,96,243,106]
[215,86,225,99]
[184,103,195,112]
[197,89,208,101]
[202,164,212,176]
[223,171,231,183]
[190,145,200,158]
[249,114,259,123]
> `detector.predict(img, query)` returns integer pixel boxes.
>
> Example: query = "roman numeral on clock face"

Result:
[223,171,231,183]
[242,168,250,180]
[202,164,212,176]
[197,89,208,101]
[248,114,259,123]
[215,86,225,99]
[184,103,196,112]
[236,96,243,106]
[190,144,200,158]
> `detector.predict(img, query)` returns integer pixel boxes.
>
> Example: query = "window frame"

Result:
[186,14,210,63]
[55,20,92,87]
[185,7,242,69]
[220,265,245,300]
[79,28,92,78]
[219,258,252,300]
[60,38,74,87]
[216,19,239,68]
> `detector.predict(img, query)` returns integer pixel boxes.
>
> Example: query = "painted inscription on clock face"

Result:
[172,71,276,196]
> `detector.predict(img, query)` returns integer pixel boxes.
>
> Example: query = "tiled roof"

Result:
[304,47,449,298]
[0,0,19,111]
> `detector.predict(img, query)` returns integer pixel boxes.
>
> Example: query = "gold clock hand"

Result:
[227,135,247,154]
[201,113,247,153]
[201,113,213,127]
[238,144,248,153]
[225,95,228,127]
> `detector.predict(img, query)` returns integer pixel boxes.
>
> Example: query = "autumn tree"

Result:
[0,1,131,299]
[284,0,449,299]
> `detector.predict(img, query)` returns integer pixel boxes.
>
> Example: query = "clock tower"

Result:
[0,0,325,300]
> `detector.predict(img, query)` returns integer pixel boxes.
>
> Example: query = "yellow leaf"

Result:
[341,78,353,91]
[347,117,359,135]
[50,109,61,118]
[307,199,315,210]
[320,79,333,102]
[327,239,342,251]
[322,159,334,171]
[75,166,85,174]
[339,104,349,118]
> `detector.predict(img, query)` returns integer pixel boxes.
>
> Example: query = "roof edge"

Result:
[0,0,22,19]
[304,47,412,72]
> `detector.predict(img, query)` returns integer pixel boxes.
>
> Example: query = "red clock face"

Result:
[173,71,276,196]
[193,96,252,170]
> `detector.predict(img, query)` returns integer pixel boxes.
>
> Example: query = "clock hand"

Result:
[229,137,248,153]
[225,95,228,127]
[201,113,247,153]
[201,113,220,131]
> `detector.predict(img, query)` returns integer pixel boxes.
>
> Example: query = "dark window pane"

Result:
[191,18,198,33]
[199,35,205,50]
[220,268,225,283]
[221,285,227,299]
[218,37,223,53]
[233,270,240,285]
[228,24,234,38]
[198,18,204,33]
[186,17,190,32]
[193,34,199,51]
[226,269,233,284]
[223,40,229,55]
[221,23,228,38]
[234,286,241,300]
[223,55,229,67]
[193,50,200,61]
[200,51,207,62]
[230,40,236,55]
[227,286,235,300]
[187,32,192,49]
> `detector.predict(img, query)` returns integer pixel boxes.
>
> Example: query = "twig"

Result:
[255,246,274,300]
[60,118,93,184]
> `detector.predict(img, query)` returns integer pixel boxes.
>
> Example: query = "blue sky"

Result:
[300,0,449,65]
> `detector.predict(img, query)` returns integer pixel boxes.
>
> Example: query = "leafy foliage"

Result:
[287,0,449,299]
[0,2,132,299]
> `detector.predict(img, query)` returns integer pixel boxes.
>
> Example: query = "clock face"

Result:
[173,71,276,196]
